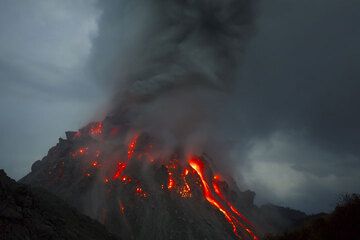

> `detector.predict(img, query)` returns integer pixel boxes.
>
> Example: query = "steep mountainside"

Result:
[20,116,308,239]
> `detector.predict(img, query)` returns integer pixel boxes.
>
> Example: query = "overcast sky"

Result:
[0,0,359,214]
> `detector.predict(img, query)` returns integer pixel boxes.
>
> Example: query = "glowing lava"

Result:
[179,168,192,198]
[92,161,99,168]
[213,176,255,229]
[165,161,177,190]
[189,156,240,238]
[168,174,175,190]
[66,128,257,239]
[71,147,88,158]
[127,134,139,160]
[113,162,127,180]
[90,122,103,136]
[189,156,258,240]
[135,186,148,198]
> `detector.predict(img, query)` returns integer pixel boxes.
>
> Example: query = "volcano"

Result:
[20,115,307,239]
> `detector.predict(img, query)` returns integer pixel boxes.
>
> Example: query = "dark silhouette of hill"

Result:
[264,194,360,240]
[0,169,120,240]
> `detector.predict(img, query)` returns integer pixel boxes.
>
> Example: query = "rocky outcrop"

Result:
[0,169,119,240]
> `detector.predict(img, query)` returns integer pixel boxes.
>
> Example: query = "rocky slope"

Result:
[19,116,309,240]
[0,169,119,240]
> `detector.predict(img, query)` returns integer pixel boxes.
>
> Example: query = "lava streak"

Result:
[127,134,139,160]
[179,168,192,198]
[188,156,240,238]
[213,176,255,229]
[165,161,177,190]
[113,162,127,180]
[189,156,258,240]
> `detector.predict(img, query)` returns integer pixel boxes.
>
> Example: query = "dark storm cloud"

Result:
[229,0,360,212]
[239,0,360,155]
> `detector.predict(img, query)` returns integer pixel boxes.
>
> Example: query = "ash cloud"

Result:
[89,0,256,157]
[92,0,255,101]
[87,0,360,213]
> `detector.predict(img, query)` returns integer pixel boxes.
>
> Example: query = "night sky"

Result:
[0,0,359,214]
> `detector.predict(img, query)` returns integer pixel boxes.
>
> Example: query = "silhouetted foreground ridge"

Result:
[264,194,360,240]
[0,169,119,240]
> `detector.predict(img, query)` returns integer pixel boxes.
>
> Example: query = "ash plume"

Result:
[89,0,256,158]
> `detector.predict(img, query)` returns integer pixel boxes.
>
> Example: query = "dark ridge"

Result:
[264,194,360,240]
[0,169,120,240]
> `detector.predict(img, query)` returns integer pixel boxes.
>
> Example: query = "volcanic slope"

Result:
[21,116,307,240]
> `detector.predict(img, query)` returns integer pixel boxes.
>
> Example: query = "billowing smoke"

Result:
[89,0,255,161]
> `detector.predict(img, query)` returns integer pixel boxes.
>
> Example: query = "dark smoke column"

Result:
[90,0,256,155]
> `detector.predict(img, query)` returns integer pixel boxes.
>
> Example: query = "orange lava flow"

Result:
[180,168,192,198]
[189,156,258,240]
[127,134,139,160]
[113,162,127,180]
[168,173,175,190]
[213,178,258,240]
[188,156,240,238]
[166,161,177,190]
